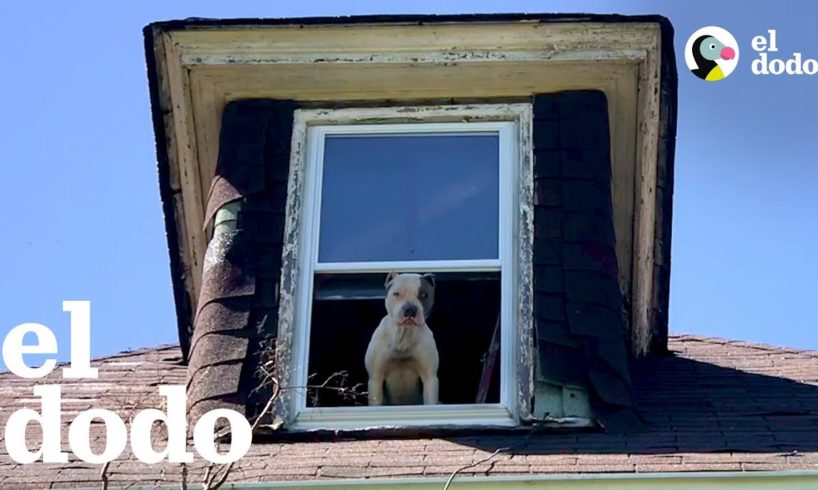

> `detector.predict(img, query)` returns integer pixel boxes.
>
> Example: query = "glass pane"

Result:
[318,132,499,263]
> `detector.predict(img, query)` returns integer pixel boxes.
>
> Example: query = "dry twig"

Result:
[99,461,110,490]
[202,336,367,490]
[441,425,542,490]
[202,377,281,490]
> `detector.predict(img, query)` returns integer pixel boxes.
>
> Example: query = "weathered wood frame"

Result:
[148,19,663,361]
[277,105,531,429]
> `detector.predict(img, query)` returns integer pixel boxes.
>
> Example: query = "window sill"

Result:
[291,404,517,432]
[270,403,596,434]
[254,413,597,441]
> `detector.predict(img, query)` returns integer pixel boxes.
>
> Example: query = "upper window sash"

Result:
[306,121,514,272]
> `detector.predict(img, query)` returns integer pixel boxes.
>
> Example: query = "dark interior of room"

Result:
[307,272,501,407]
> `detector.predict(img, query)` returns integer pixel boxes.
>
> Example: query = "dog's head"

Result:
[384,272,435,326]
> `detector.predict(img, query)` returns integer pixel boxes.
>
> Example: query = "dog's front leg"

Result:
[421,373,439,405]
[368,377,385,406]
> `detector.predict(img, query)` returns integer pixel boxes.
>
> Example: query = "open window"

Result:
[280,105,533,429]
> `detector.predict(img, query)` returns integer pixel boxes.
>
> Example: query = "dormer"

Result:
[145,13,677,432]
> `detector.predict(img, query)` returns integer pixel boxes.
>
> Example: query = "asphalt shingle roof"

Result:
[2,334,818,488]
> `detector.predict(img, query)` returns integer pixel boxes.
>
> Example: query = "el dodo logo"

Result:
[2,302,253,466]
[685,26,739,81]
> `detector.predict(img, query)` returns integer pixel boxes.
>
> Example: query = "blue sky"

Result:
[1,0,816,369]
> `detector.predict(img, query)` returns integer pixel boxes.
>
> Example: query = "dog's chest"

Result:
[383,354,420,373]
[388,325,423,354]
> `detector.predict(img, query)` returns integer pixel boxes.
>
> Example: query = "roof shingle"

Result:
[3,335,818,488]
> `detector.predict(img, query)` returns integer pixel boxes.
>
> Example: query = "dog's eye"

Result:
[392,291,400,297]
[419,292,428,299]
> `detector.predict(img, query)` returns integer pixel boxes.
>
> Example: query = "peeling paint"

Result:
[631,34,663,357]
[275,114,309,424]
[516,106,535,420]
[183,50,648,66]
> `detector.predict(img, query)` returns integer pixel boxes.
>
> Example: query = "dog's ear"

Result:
[385,271,398,290]
[421,273,436,289]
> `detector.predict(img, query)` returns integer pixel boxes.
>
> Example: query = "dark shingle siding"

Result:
[186,100,295,423]
[532,91,636,430]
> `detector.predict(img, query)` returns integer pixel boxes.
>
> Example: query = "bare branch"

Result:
[201,336,368,490]
[180,463,188,490]
[441,424,543,490]
[202,464,213,488]
[203,461,232,490]
[442,447,507,490]
[99,461,110,490]
[203,370,282,490]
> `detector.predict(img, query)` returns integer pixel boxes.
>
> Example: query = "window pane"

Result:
[318,132,499,263]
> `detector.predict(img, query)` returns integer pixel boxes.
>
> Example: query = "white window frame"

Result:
[277,104,534,431]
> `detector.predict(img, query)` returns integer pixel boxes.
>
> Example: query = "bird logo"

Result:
[685,27,739,81]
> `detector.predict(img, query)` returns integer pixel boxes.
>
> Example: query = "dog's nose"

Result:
[403,304,418,318]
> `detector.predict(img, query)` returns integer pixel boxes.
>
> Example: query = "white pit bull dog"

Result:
[365,272,439,405]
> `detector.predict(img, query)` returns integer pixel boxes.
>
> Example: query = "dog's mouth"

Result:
[400,318,419,326]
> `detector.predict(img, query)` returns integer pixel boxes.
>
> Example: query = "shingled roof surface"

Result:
[2,335,818,488]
